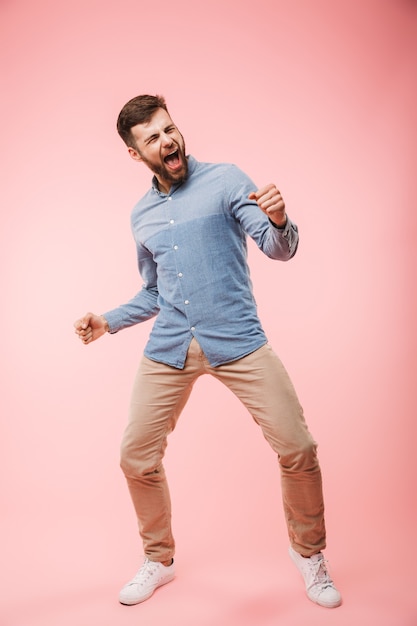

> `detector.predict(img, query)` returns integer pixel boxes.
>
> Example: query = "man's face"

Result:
[128,108,188,193]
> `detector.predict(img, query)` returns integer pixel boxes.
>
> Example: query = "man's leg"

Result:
[209,343,341,607]
[208,343,325,556]
[120,340,203,563]
[118,341,206,605]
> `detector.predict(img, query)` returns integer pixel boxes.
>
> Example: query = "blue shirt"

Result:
[104,156,299,368]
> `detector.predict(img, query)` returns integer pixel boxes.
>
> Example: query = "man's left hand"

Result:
[248,184,287,227]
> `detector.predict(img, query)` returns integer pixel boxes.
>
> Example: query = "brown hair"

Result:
[117,94,168,147]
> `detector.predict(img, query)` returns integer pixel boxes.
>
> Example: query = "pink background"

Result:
[1,1,416,624]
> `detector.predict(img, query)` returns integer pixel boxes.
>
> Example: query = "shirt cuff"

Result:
[101,310,123,333]
[269,216,288,231]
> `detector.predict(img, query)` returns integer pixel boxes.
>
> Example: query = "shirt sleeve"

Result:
[225,165,299,261]
[102,242,160,333]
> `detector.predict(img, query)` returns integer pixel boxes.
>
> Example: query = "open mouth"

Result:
[164,149,182,171]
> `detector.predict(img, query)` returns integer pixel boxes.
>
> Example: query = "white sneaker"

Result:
[289,546,342,608]
[119,557,175,605]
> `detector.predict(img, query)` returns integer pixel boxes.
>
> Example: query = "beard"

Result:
[139,135,188,189]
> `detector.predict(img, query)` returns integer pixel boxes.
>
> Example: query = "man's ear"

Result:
[128,147,142,162]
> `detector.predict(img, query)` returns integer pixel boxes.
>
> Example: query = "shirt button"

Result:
[173,245,178,250]
[191,326,195,331]
[168,197,172,201]
[169,219,175,224]
[184,300,189,305]
[178,272,183,277]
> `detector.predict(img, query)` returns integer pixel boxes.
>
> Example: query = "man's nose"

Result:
[161,133,173,147]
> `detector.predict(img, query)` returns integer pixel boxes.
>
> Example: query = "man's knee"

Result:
[120,435,165,480]
[120,438,147,478]
[280,438,319,473]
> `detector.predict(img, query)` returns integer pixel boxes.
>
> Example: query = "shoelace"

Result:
[307,556,334,591]
[130,558,159,587]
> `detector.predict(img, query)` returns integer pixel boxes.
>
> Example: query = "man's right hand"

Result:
[74,312,109,345]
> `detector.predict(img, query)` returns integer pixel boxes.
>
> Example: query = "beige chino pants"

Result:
[120,338,326,561]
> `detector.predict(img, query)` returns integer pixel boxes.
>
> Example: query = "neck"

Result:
[156,177,170,194]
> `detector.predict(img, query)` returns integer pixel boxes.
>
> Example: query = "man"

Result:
[74,94,342,609]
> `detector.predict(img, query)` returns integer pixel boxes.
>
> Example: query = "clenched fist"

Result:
[248,184,287,227]
[74,312,109,345]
